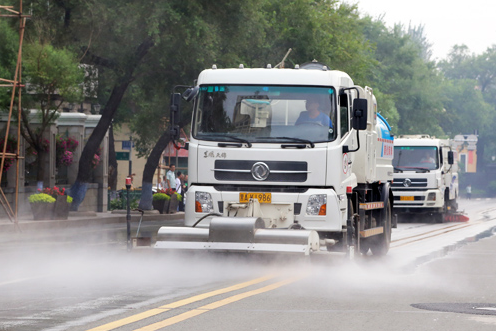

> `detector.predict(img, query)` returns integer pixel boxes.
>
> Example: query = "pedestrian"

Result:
[158,176,167,190]
[466,184,472,200]
[182,174,188,193]
[176,171,184,211]
[166,164,176,190]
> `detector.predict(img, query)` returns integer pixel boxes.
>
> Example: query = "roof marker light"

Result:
[239,64,244,69]
[212,64,217,69]
[266,64,272,69]
[295,64,300,69]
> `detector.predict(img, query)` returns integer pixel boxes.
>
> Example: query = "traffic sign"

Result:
[116,151,130,160]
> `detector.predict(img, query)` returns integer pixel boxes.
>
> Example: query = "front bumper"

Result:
[392,188,444,213]
[184,185,345,232]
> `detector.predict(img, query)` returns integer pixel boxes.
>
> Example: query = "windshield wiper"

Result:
[257,136,315,148]
[394,167,404,173]
[200,134,252,148]
[397,166,430,173]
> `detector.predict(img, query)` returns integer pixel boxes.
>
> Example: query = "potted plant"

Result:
[28,193,56,220]
[152,192,171,214]
[56,135,79,167]
[39,186,73,220]
[167,192,182,214]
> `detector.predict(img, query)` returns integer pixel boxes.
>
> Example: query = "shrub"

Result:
[153,193,171,201]
[109,196,139,210]
[487,181,496,197]
[29,193,56,204]
[174,192,182,202]
[67,195,73,203]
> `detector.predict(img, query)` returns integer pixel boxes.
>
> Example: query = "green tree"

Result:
[438,45,496,169]
[20,42,83,186]
[362,18,444,136]
[0,19,19,110]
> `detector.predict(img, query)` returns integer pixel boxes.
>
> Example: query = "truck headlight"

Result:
[306,194,327,215]
[195,191,214,213]
[427,192,436,201]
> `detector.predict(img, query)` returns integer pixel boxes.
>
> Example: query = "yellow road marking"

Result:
[134,276,303,331]
[86,275,276,331]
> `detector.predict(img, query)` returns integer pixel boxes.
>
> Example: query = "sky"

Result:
[353,0,496,61]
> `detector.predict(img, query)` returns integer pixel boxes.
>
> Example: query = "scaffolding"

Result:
[0,1,28,224]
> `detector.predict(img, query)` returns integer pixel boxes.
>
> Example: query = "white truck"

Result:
[156,62,394,256]
[392,135,458,222]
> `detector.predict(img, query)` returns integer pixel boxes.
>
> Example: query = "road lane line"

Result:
[85,275,276,331]
[0,275,48,286]
[134,276,303,331]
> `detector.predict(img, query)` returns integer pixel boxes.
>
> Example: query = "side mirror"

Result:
[170,92,181,140]
[448,151,454,165]
[182,86,199,102]
[352,98,368,130]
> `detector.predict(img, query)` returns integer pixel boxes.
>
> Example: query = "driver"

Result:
[295,97,332,127]
[420,151,435,163]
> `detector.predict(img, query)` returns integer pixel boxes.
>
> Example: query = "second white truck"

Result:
[392,135,458,222]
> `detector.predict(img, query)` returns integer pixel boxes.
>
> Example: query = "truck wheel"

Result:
[346,199,362,259]
[360,239,371,255]
[370,198,392,256]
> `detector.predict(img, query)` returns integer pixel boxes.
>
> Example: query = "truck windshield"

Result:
[393,146,439,171]
[193,85,337,143]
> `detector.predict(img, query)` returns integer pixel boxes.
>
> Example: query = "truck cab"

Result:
[392,135,458,222]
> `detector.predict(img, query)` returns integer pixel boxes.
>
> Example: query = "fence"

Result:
[108,189,142,210]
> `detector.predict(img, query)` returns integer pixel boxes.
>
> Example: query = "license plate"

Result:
[400,196,415,201]
[239,192,272,203]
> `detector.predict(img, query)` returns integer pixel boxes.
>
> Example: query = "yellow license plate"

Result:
[400,196,415,201]
[239,192,272,203]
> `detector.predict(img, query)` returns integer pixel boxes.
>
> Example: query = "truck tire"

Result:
[370,198,392,256]
[346,199,356,258]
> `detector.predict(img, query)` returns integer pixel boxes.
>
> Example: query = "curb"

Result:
[0,212,184,233]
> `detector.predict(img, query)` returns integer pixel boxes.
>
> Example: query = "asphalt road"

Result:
[1,198,496,331]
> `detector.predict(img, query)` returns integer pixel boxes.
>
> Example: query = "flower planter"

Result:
[152,199,170,214]
[168,194,178,214]
[52,195,71,220]
[30,203,55,220]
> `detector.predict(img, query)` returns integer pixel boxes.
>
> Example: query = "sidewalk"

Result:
[0,210,184,234]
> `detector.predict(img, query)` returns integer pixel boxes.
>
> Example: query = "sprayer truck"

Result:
[155,61,394,257]
[392,135,460,222]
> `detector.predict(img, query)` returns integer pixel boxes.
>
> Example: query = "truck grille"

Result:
[392,178,428,189]
[214,160,308,182]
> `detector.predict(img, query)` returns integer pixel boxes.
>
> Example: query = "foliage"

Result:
[152,193,170,201]
[109,196,139,210]
[17,40,84,184]
[0,135,17,172]
[91,147,102,169]
[155,188,175,195]
[487,181,496,197]
[39,186,66,196]
[28,193,56,204]
[38,186,72,203]
[0,19,18,110]
[56,135,79,166]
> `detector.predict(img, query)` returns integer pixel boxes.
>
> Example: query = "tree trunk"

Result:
[138,131,171,210]
[70,38,154,211]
